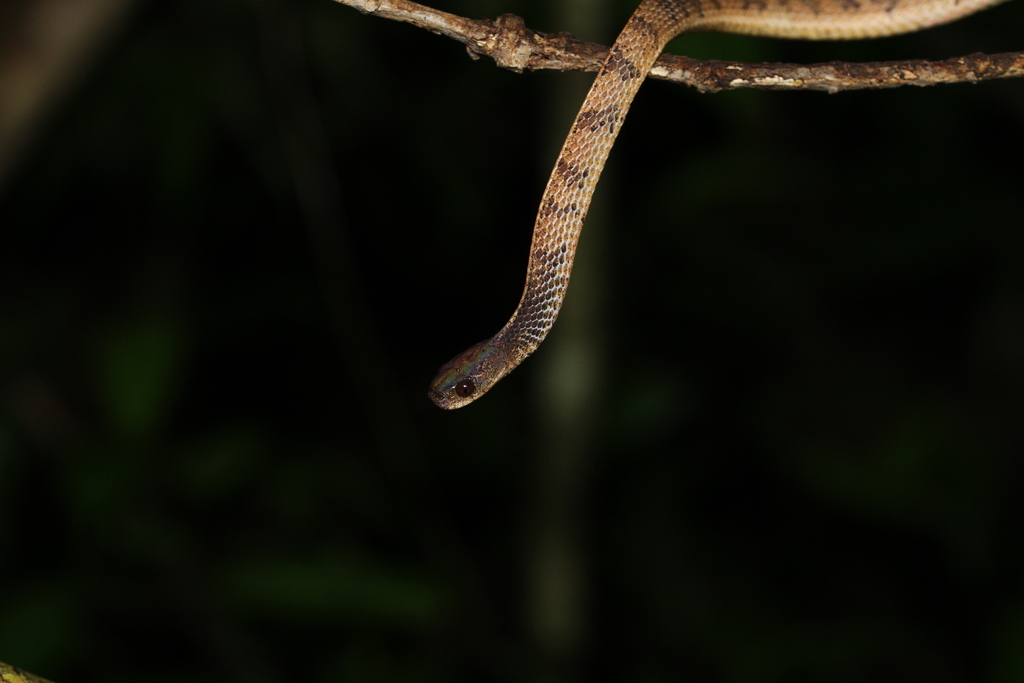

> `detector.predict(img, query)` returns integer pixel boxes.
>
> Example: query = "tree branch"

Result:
[330,0,1023,93]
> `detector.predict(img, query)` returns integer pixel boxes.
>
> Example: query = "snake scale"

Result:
[429,0,1009,409]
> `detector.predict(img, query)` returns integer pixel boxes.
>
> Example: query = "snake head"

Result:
[429,339,512,410]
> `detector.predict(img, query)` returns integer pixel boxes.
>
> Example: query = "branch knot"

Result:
[471,13,533,72]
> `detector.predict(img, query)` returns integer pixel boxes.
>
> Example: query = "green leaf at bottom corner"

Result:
[0,661,56,683]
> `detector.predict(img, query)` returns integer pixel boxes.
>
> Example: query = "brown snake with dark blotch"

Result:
[429,0,1010,409]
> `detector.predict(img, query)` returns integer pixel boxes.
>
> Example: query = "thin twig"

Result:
[330,0,1023,93]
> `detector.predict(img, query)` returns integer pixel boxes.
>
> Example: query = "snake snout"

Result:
[428,338,510,409]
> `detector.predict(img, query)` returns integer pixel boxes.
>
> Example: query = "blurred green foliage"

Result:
[1,0,1024,681]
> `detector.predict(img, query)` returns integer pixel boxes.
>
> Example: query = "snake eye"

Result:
[454,378,476,398]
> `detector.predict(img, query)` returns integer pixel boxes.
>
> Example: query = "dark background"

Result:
[1,0,1023,681]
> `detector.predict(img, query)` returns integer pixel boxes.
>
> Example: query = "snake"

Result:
[428,0,1009,409]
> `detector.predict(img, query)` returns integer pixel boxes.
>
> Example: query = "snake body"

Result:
[429,0,1008,409]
